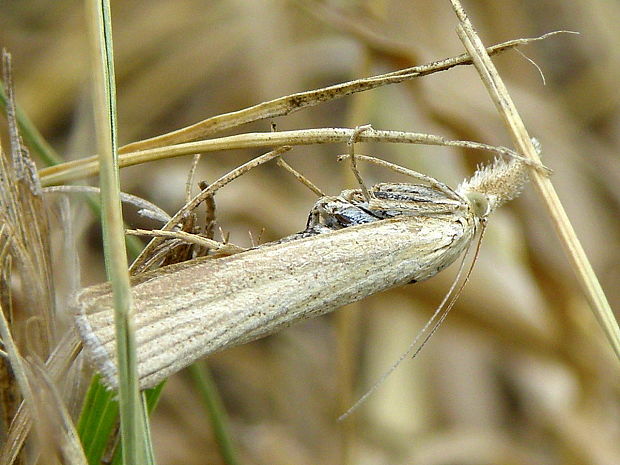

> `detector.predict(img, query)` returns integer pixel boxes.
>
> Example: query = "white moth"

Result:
[75,156,528,390]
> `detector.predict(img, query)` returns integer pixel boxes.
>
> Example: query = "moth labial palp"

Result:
[74,155,529,391]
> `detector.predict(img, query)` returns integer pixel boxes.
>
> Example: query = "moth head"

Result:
[463,191,491,219]
[457,157,529,216]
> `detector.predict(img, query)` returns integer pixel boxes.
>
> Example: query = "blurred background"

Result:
[2,0,620,464]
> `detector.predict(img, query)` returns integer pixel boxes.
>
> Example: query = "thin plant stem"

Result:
[87,0,153,463]
[39,128,521,186]
[118,32,567,153]
[449,0,620,360]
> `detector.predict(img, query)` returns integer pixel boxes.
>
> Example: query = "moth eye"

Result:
[464,192,491,218]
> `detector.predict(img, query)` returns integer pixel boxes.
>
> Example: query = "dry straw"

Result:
[449,0,620,359]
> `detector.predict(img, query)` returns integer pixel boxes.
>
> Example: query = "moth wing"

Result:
[76,214,475,389]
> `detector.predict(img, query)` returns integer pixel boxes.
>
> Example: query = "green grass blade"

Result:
[77,376,119,464]
[78,378,165,465]
[87,0,154,463]
[111,383,166,465]
[189,362,241,465]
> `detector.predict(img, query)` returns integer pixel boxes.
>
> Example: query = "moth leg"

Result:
[348,125,372,202]
[305,196,383,231]
[275,157,326,197]
[273,120,326,197]
[131,147,289,273]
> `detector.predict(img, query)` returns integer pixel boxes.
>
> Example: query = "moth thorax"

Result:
[457,157,529,214]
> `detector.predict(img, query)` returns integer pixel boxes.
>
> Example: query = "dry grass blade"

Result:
[0,51,71,464]
[449,0,620,360]
[0,300,35,462]
[0,52,55,355]
[0,331,81,465]
[118,32,565,153]
[39,128,522,186]
[24,358,88,465]
[36,34,566,187]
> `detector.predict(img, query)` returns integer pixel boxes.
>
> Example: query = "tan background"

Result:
[2,1,619,464]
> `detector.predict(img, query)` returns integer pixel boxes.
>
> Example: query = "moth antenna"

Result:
[348,125,372,201]
[276,157,326,197]
[336,153,461,201]
[338,223,487,421]
[405,222,487,359]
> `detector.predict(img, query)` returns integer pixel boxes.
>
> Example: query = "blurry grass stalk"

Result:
[0,75,144,259]
[334,13,387,462]
[87,0,154,464]
[188,363,240,465]
[0,301,35,455]
[449,0,620,360]
[0,83,61,166]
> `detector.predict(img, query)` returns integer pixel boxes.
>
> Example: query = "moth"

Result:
[75,155,528,390]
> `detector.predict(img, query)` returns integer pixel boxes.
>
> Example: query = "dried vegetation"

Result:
[0,1,619,464]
